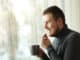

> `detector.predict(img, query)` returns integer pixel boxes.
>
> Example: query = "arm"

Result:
[47,34,80,60]
[47,45,62,60]
[41,33,80,60]
[41,34,62,60]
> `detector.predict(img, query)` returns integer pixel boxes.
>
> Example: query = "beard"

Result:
[49,27,60,37]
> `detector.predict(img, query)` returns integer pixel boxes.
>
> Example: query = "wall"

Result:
[64,0,80,32]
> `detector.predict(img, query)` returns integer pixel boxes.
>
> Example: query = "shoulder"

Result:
[62,31,80,50]
[64,31,80,49]
[69,31,80,40]
[65,30,80,41]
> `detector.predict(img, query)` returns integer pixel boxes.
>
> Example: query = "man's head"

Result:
[43,6,66,36]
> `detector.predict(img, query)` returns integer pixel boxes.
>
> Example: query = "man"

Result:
[40,6,80,60]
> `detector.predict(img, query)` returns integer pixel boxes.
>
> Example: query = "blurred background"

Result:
[0,0,80,60]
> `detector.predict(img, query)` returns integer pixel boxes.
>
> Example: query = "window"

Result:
[0,0,64,60]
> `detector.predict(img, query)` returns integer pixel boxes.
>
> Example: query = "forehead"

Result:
[43,13,55,22]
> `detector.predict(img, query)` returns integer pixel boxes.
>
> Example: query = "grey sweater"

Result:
[42,26,80,60]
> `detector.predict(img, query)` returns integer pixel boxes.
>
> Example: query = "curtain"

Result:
[0,0,64,60]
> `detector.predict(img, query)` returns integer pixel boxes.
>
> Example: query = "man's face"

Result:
[43,13,59,36]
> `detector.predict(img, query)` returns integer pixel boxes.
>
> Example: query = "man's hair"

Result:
[43,6,65,24]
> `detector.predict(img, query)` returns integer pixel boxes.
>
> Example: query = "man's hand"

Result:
[41,34,51,49]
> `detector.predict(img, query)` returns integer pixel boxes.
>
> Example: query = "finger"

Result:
[43,34,48,40]
[43,34,47,38]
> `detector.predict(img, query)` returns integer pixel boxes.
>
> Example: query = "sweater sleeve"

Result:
[46,45,62,60]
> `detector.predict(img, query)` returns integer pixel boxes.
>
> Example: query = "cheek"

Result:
[47,22,58,32]
[50,23,57,30]
[50,23,58,33]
